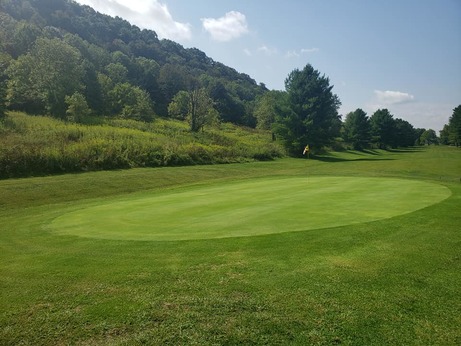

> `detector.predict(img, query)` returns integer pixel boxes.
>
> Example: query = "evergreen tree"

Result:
[370,109,396,149]
[394,118,417,147]
[342,108,371,150]
[447,105,461,147]
[439,124,450,145]
[274,64,341,155]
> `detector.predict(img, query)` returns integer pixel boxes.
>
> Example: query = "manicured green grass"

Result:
[49,176,450,241]
[1,146,460,345]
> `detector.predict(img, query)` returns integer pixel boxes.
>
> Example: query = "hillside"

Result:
[0,112,284,179]
[0,0,266,124]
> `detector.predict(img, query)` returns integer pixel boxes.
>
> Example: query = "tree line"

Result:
[1,0,459,157]
[251,65,459,154]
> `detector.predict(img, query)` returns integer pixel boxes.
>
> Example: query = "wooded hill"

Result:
[0,0,266,125]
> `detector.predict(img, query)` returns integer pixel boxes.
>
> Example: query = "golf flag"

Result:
[303,145,310,155]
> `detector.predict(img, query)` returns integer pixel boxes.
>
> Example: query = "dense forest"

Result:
[0,0,460,179]
[0,0,266,126]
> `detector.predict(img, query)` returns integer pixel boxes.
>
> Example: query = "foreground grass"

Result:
[1,146,460,345]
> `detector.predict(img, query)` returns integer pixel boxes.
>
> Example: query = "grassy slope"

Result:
[0,112,284,178]
[1,146,460,345]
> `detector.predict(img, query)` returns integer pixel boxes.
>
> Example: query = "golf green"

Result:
[49,176,451,241]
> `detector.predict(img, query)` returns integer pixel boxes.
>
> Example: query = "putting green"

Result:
[49,176,451,241]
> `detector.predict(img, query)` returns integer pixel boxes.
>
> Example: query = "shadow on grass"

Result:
[313,155,394,163]
[310,147,425,162]
[387,147,425,153]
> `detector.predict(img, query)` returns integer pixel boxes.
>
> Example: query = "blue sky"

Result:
[75,0,461,131]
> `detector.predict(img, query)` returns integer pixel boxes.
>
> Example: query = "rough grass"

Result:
[1,146,460,345]
[0,112,284,178]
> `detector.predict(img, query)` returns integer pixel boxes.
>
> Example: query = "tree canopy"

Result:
[273,64,341,155]
[1,0,265,124]
[342,108,371,150]
[444,105,461,147]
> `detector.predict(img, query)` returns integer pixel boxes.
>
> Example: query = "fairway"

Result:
[2,147,461,345]
[49,176,450,241]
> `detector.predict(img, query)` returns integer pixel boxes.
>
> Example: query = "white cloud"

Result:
[285,50,300,59]
[201,11,249,42]
[285,47,320,58]
[243,48,252,56]
[74,0,192,41]
[301,47,320,54]
[258,45,277,55]
[374,90,415,105]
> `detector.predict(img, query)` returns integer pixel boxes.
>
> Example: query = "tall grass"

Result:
[0,113,284,178]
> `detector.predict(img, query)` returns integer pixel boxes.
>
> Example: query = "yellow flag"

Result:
[303,145,310,155]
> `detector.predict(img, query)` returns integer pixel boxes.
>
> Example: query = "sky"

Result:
[74,0,461,131]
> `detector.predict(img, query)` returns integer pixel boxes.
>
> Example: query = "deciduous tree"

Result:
[254,90,287,131]
[65,92,91,122]
[419,129,438,145]
[168,88,218,132]
[110,82,154,121]
[6,37,84,117]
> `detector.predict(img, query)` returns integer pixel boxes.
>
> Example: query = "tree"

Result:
[158,63,188,115]
[188,87,219,132]
[104,62,128,84]
[0,53,9,119]
[439,125,450,145]
[342,108,371,150]
[6,53,45,114]
[109,83,155,121]
[254,90,287,131]
[168,88,218,132]
[414,128,426,146]
[208,80,245,125]
[274,64,341,155]
[370,109,396,148]
[419,129,438,145]
[167,90,189,120]
[12,21,41,57]
[133,56,161,109]
[6,37,84,117]
[447,105,461,147]
[394,118,417,147]
[65,92,91,122]
[96,72,115,115]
